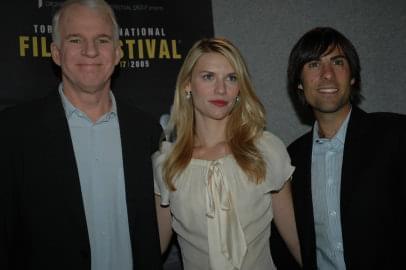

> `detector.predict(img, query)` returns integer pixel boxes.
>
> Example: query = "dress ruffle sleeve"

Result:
[151,141,173,206]
[258,131,295,192]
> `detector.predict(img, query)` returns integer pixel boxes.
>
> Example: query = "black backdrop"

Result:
[0,0,214,121]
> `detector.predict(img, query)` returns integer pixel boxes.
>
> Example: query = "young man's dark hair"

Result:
[287,27,362,105]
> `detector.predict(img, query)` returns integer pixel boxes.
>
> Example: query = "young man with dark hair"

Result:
[271,27,406,270]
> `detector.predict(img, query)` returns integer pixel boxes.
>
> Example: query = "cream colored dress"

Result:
[153,131,294,270]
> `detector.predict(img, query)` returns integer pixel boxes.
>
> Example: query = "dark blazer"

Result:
[0,90,163,270]
[271,107,406,269]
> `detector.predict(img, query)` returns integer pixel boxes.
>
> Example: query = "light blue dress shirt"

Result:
[311,110,351,270]
[59,85,132,270]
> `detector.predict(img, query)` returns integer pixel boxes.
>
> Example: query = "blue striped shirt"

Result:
[311,110,351,270]
[59,85,132,270]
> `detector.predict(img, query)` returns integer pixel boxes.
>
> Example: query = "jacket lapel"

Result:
[115,98,141,241]
[38,91,89,244]
[340,107,369,215]
[339,107,370,266]
[290,131,317,269]
[115,96,162,268]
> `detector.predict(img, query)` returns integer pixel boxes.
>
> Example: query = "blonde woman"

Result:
[153,38,301,270]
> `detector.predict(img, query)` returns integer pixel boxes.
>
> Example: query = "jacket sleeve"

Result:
[270,221,302,270]
[0,108,19,269]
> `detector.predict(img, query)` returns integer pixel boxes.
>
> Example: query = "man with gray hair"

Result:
[0,0,163,269]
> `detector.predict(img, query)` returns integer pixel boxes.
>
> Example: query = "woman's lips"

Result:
[209,100,228,107]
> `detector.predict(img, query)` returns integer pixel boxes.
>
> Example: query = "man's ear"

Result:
[51,43,61,66]
[114,41,123,66]
[350,78,355,85]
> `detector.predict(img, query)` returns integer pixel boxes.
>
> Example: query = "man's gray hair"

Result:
[52,0,120,46]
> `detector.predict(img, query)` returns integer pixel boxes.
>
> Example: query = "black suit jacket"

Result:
[0,90,163,270]
[271,107,406,269]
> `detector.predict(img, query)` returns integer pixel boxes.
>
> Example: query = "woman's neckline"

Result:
[191,153,232,162]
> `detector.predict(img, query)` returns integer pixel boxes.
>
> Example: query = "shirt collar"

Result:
[58,83,117,122]
[313,108,352,145]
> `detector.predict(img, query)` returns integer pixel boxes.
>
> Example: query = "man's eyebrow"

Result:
[64,34,113,39]
[305,57,320,63]
[330,54,347,60]
[97,34,113,39]
[65,33,80,39]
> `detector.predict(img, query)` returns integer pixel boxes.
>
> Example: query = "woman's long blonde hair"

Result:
[163,37,266,190]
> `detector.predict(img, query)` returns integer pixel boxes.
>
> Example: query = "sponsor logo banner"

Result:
[0,0,214,119]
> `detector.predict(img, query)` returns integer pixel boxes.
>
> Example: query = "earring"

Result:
[186,91,192,99]
[235,96,240,103]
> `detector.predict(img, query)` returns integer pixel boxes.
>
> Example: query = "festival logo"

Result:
[20,1,184,70]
